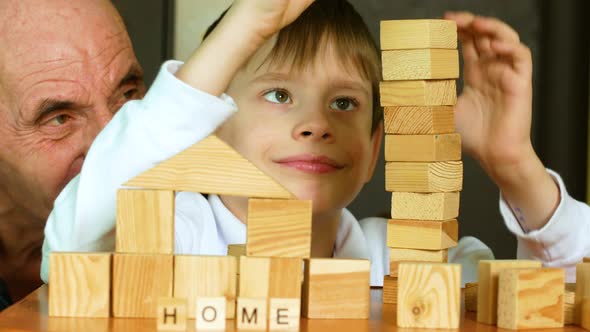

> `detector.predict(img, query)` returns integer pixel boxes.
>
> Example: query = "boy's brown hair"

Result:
[204,0,383,133]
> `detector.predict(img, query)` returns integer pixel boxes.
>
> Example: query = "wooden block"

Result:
[247,199,311,258]
[196,297,226,330]
[116,189,174,254]
[465,283,478,312]
[385,134,461,162]
[385,161,462,192]
[228,244,246,257]
[302,258,370,319]
[585,257,590,262]
[380,80,456,106]
[382,276,398,304]
[582,298,590,330]
[112,253,173,318]
[564,286,575,325]
[125,135,293,199]
[387,219,458,250]
[173,255,237,319]
[48,252,111,318]
[397,263,461,328]
[380,19,457,50]
[389,248,448,277]
[382,49,459,80]
[497,268,565,329]
[391,192,459,220]
[477,260,542,325]
[269,298,300,331]
[384,106,454,134]
[236,298,267,330]
[575,263,590,324]
[157,297,187,331]
[239,256,302,299]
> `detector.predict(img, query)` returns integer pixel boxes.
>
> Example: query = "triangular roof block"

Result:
[125,135,294,199]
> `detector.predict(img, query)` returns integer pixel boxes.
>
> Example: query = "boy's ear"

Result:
[365,122,383,183]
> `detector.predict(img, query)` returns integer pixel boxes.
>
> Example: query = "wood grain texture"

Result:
[236,298,267,330]
[157,297,187,331]
[477,260,542,325]
[575,263,590,324]
[384,106,455,134]
[396,263,461,328]
[382,49,459,80]
[124,135,293,199]
[195,297,226,330]
[269,298,300,331]
[380,80,456,106]
[173,255,237,319]
[112,253,173,318]
[497,268,565,330]
[564,286,575,325]
[247,199,312,258]
[385,161,463,192]
[380,19,457,50]
[385,134,461,162]
[581,298,590,330]
[48,252,111,318]
[302,258,370,319]
[383,276,398,304]
[465,283,478,312]
[387,219,458,250]
[116,189,174,254]
[584,257,590,262]
[391,192,460,220]
[239,256,302,300]
[228,244,246,257]
[389,248,448,277]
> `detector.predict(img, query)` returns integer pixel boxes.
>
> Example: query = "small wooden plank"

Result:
[391,192,460,220]
[380,80,456,106]
[236,298,267,330]
[477,260,542,325]
[384,106,455,134]
[397,263,461,328]
[584,257,590,262]
[385,161,463,192]
[228,244,246,257]
[239,256,302,300]
[497,268,565,329]
[582,298,590,330]
[269,298,300,331]
[125,135,294,199]
[173,255,237,319]
[195,297,226,330]
[302,258,370,319]
[465,283,478,312]
[112,253,173,318]
[247,199,312,258]
[382,276,398,304]
[157,297,187,331]
[564,286,575,325]
[48,252,111,318]
[382,49,459,80]
[116,189,174,254]
[389,248,448,277]
[387,219,458,250]
[575,263,590,324]
[385,134,461,162]
[380,19,457,50]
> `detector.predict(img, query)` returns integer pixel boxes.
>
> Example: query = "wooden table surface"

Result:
[0,285,585,332]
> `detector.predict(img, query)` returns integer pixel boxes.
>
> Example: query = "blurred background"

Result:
[112,0,589,259]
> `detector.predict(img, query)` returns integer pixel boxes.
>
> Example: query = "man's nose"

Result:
[83,107,114,149]
[292,111,335,143]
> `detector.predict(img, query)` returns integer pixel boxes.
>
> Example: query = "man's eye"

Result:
[46,114,71,126]
[330,98,357,111]
[123,88,139,100]
[263,90,291,104]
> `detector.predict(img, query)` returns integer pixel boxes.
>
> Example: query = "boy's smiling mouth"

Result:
[274,154,344,174]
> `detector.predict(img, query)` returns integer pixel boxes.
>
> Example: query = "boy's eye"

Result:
[263,90,291,104]
[330,98,357,111]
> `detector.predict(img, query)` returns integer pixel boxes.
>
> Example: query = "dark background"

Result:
[113,0,589,259]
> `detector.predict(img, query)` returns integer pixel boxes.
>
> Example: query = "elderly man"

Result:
[0,0,145,304]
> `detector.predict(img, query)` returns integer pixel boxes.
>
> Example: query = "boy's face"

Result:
[218,37,382,215]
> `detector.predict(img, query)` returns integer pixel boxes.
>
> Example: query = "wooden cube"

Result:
[397,263,461,328]
[247,199,311,258]
[385,134,461,162]
[387,219,458,250]
[581,298,590,330]
[157,297,187,331]
[564,285,575,325]
[585,257,590,263]
[385,161,462,192]
[48,252,111,317]
[380,19,457,50]
[382,49,459,80]
[269,298,300,331]
[173,255,237,319]
[238,256,302,300]
[227,244,246,257]
[389,248,448,277]
[236,298,267,330]
[380,80,456,106]
[497,268,565,329]
[116,189,174,254]
[575,263,590,324]
[196,297,226,330]
[383,275,398,304]
[384,106,455,135]
[391,192,459,220]
[302,258,370,319]
[464,283,478,312]
[477,260,542,325]
[112,253,173,318]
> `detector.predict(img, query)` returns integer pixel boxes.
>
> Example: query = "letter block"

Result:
[269,298,300,331]
[157,297,187,331]
[236,298,267,330]
[196,297,226,330]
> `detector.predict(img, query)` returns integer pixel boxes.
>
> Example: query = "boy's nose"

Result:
[293,115,335,143]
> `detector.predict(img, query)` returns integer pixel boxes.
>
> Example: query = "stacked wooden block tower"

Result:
[378,19,462,329]
[47,135,371,330]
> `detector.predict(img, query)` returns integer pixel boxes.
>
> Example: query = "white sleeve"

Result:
[41,60,237,282]
[500,169,590,282]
